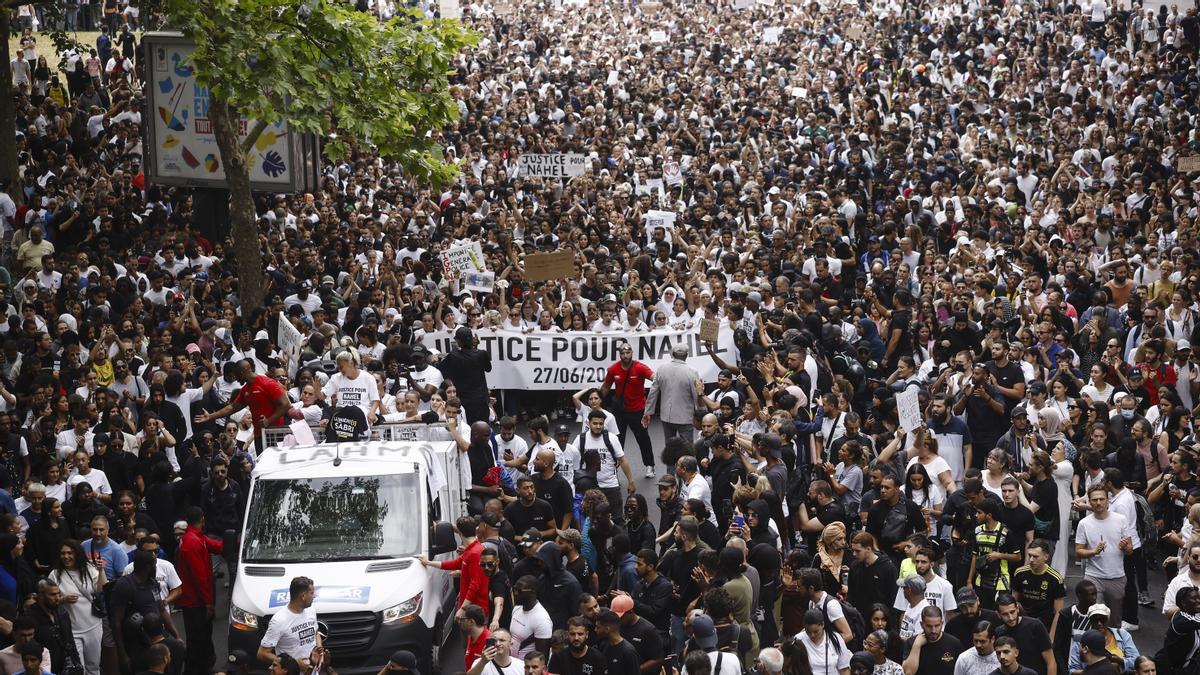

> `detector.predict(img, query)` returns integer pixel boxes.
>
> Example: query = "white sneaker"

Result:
[1121,621,1139,632]
[644,467,656,479]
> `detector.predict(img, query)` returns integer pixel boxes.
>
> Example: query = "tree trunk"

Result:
[209,96,266,313]
[0,9,25,206]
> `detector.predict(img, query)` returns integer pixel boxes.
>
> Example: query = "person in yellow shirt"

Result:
[15,226,54,272]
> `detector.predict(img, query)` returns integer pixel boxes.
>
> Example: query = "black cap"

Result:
[389,651,418,670]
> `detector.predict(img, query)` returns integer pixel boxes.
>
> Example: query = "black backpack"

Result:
[820,594,867,652]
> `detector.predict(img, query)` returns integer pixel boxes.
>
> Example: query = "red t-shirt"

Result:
[233,374,288,428]
[465,627,491,670]
[605,360,654,412]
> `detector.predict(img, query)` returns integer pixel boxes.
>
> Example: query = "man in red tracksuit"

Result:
[176,506,225,675]
[416,515,490,617]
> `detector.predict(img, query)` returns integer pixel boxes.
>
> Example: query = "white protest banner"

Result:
[663,160,682,186]
[649,29,668,43]
[440,241,486,279]
[421,326,738,390]
[276,312,303,378]
[896,387,922,434]
[463,270,496,293]
[645,209,677,244]
[517,153,587,178]
[763,26,783,43]
[439,0,461,18]
[734,0,752,9]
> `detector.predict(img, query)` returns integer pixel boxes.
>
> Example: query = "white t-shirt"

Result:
[683,474,718,526]
[122,558,183,603]
[894,574,957,613]
[1075,511,1134,579]
[797,629,851,675]
[509,604,553,658]
[68,467,112,496]
[577,431,625,489]
[260,605,319,662]
[323,371,380,420]
[409,366,444,411]
[168,388,205,441]
[899,599,930,640]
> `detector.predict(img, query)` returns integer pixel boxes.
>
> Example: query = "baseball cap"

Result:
[898,574,927,594]
[185,343,201,354]
[388,651,418,670]
[759,433,783,458]
[1079,630,1107,654]
[556,528,582,548]
[1086,604,1111,619]
[956,587,979,605]
[553,423,572,436]
[611,594,635,617]
[521,528,541,548]
[214,327,230,344]
[657,475,677,488]
[1179,339,1192,352]
[455,326,474,342]
[691,614,718,649]
[254,330,269,341]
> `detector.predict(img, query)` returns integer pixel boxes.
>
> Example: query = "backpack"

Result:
[819,595,865,652]
[1133,491,1158,545]
[880,500,910,547]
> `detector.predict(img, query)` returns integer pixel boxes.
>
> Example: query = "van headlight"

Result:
[230,605,260,631]
[381,593,422,625]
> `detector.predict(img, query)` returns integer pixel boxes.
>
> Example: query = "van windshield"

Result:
[243,473,421,562]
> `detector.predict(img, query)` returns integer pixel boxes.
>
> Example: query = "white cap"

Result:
[1178,339,1191,352]
[254,330,270,341]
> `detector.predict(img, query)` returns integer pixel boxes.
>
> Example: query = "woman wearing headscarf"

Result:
[816,521,848,596]
[0,533,34,604]
[1038,406,1077,462]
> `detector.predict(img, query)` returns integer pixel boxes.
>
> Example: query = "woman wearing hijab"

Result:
[1038,406,1077,462]
[0,533,34,604]
[26,497,68,576]
[816,521,848,596]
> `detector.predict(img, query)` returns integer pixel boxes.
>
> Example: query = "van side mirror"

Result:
[222,529,238,565]
[430,522,457,556]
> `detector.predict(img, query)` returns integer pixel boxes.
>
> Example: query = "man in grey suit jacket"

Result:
[643,344,701,443]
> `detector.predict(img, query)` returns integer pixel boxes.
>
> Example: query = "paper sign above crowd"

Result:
[517,153,587,178]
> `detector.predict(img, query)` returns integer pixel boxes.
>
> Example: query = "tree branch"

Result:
[239,118,269,154]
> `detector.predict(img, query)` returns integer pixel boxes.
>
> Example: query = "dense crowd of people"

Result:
[3,0,1200,673]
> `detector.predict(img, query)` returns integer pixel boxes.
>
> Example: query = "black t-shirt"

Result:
[904,633,963,675]
[945,609,1001,647]
[990,667,1040,675]
[548,646,608,675]
[488,569,513,628]
[1000,504,1036,544]
[985,361,1025,414]
[1029,478,1060,539]
[886,310,912,368]
[601,638,642,675]
[110,574,161,618]
[565,554,595,592]
[533,473,575,525]
[438,348,492,403]
[996,618,1053,675]
[467,442,496,486]
[1011,566,1066,626]
[504,498,556,536]
[620,617,663,664]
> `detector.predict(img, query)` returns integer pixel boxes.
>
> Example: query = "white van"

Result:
[227,439,466,674]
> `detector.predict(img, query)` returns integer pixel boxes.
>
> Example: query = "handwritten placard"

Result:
[699,318,720,343]
[1179,156,1200,173]
[524,250,577,282]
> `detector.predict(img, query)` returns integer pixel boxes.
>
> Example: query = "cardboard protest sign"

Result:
[440,242,486,279]
[897,388,922,434]
[645,209,677,244]
[699,318,720,343]
[276,312,303,378]
[463,270,496,293]
[524,250,577,282]
[517,153,587,178]
[1179,156,1200,173]
[663,160,682,185]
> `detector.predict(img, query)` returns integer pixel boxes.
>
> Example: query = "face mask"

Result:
[1121,409,1135,420]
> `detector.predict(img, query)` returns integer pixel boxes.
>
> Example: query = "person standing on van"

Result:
[438,327,492,424]
[194,359,302,453]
